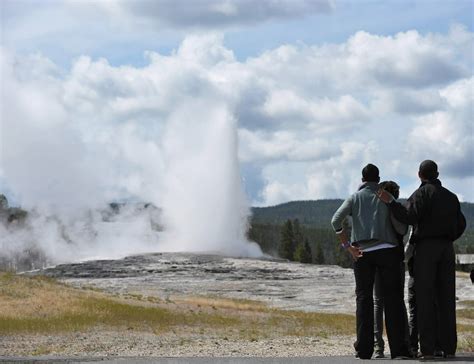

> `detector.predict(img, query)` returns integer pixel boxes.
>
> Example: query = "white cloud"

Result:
[1,0,333,59]
[239,129,335,163]
[262,90,370,130]
[407,77,473,179]
[110,0,333,29]
[1,27,473,211]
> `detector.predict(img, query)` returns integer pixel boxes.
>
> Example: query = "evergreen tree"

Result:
[303,238,313,263]
[293,243,305,262]
[279,219,294,260]
[294,238,312,263]
[314,241,325,264]
[334,243,353,268]
[293,218,304,247]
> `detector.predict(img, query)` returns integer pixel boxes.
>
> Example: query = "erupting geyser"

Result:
[0,37,262,267]
[160,100,262,257]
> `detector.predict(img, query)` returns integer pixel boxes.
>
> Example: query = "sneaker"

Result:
[434,349,443,357]
[374,351,385,359]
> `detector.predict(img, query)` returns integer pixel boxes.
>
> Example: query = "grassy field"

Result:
[0,272,472,353]
[0,272,354,339]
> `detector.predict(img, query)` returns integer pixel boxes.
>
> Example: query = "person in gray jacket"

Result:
[331,164,409,359]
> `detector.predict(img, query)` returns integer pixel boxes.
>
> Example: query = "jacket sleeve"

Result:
[331,196,352,233]
[389,188,428,226]
[454,203,467,241]
[390,214,408,236]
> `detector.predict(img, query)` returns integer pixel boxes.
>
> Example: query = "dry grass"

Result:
[175,296,268,312]
[0,272,471,352]
[458,335,474,353]
[0,272,353,339]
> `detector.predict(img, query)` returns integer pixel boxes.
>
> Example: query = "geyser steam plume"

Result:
[0,41,262,265]
[160,99,261,257]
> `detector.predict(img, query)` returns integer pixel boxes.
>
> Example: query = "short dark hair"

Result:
[419,160,439,180]
[362,164,380,182]
[380,181,400,199]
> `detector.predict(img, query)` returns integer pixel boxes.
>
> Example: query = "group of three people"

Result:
[331,160,466,359]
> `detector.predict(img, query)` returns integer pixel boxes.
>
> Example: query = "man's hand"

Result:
[376,189,394,204]
[348,245,363,261]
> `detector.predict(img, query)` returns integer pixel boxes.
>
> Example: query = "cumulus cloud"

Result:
[1,0,333,59]
[1,27,473,214]
[237,27,473,204]
[258,141,380,205]
[109,0,333,29]
[407,77,473,179]
[344,30,469,88]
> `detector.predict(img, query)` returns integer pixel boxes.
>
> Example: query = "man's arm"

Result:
[454,199,466,241]
[377,188,426,225]
[331,196,352,233]
[331,196,362,261]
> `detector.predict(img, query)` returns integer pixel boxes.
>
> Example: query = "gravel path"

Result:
[0,330,355,358]
[8,253,472,359]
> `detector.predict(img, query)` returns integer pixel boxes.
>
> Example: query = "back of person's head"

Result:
[419,160,439,180]
[379,181,400,199]
[362,163,380,183]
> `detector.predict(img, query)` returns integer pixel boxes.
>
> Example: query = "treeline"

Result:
[249,200,474,267]
[248,219,353,268]
[251,200,474,230]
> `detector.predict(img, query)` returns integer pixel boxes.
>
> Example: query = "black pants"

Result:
[407,275,418,352]
[374,262,410,354]
[373,270,384,352]
[354,248,409,359]
[414,240,457,356]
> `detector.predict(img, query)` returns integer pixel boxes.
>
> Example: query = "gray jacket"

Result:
[331,182,398,250]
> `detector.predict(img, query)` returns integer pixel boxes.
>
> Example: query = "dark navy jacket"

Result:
[389,179,466,243]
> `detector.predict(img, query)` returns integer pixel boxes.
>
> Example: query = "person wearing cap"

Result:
[331,164,409,359]
[377,160,466,359]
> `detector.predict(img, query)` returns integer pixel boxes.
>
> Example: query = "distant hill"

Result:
[251,200,474,230]
[251,200,343,228]
[249,200,474,259]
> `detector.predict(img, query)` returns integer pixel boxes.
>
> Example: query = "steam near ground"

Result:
[0,37,262,269]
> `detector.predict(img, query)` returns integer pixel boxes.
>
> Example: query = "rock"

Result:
[27,252,474,314]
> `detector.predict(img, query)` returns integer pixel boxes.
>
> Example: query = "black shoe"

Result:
[434,349,443,357]
[418,354,435,361]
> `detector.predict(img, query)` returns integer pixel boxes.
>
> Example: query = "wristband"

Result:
[341,241,351,249]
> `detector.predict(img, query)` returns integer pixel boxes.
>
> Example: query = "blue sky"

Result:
[3,1,473,67]
[1,0,473,208]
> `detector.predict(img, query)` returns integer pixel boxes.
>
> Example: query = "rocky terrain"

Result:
[0,252,470,358]
[30,252,474,313]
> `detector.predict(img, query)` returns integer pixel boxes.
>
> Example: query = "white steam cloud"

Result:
[0,35,262,268]
[160,99,260,256]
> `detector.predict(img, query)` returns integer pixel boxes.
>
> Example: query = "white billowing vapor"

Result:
[159,99,260,256]
[0,35,262,267]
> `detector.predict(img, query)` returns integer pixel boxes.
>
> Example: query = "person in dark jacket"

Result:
[377,160,466,359]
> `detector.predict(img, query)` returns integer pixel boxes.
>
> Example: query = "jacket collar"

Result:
[358,181,379,191]
[420,178,442,188]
